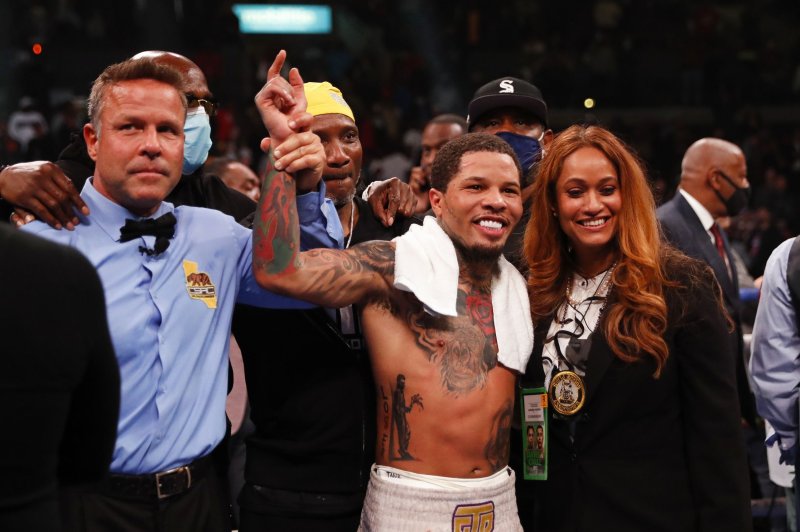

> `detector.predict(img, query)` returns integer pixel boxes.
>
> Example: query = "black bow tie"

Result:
[119,212,176,256]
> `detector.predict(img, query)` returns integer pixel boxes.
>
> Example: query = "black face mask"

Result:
[714,171,750,216]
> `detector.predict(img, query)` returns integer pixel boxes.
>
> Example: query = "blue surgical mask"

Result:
[495,131,543,183]
[182,107,213,175]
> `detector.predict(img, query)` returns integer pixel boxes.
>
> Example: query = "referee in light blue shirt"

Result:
[750,236,800,532]
[21,57,339,531]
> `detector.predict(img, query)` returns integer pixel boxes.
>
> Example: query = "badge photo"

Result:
[519,387,548,481]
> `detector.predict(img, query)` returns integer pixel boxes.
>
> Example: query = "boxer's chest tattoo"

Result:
[406,285,498,394]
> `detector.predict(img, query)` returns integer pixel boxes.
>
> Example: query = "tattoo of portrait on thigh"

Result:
[406,285,498,395]
[484,400,512,473]
[389,374,424,461]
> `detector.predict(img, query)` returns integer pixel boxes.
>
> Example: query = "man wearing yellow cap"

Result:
[304,81,420,247]
[236,79,420,532]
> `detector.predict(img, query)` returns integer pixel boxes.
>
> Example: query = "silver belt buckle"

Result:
[155,465,192,499]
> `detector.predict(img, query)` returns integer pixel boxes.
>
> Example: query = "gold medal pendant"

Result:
[548,370,586,416]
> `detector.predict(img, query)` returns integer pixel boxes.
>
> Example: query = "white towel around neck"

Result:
[393,217,534,373]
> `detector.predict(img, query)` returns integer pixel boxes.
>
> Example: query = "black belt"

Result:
[104,455,211,501]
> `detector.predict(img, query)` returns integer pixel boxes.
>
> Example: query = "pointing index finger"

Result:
[267,49,287,81]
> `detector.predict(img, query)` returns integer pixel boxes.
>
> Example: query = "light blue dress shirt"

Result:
[22,179,342,474]
[750,237,800,453]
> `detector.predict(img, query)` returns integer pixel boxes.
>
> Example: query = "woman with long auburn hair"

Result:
[515,124,751,531]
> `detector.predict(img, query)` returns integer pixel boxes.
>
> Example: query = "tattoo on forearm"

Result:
[346,241,396,276]
[292,241,395,300]
[484,400,512,473]
[389,374,423,461]
[407,285,498,395]
[253,156,300,276]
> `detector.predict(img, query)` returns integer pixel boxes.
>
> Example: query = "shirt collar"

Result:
[678,188,715,232]
[80,178,176,241]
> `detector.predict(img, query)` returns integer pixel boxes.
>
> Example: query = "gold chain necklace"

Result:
[559,262,616,324]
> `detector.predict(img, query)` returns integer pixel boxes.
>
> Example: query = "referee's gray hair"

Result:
[88,58,187,135]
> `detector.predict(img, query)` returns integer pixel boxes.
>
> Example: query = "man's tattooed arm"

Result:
[253,166,396,308]
[253,157,301,277]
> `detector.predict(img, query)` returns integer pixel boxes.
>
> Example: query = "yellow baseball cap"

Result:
[304,82,354,121]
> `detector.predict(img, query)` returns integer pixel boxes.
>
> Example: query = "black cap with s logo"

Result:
[467,77,548,130]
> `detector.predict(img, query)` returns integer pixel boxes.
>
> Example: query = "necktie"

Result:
[119,212,176,256]
[709,223,727,263]
[709,223,733,279]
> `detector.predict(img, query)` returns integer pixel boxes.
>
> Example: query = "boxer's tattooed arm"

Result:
[253,180,397,308]
[294,241,395,305]
[253,152,395,307]
[301,240,395,279]
[484,400,512,472]
[406,285,499,395]
[254,158,300,276]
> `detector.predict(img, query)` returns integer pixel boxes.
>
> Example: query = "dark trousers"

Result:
[238,483,363,532]
[0,497,60,532]
[60,473,228,532]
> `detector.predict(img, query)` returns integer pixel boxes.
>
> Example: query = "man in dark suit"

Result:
[0,224,120,531]
[657,138,753,422]
[656,137,764,494]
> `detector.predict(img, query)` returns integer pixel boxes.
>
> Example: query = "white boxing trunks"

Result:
[358,464,523,531]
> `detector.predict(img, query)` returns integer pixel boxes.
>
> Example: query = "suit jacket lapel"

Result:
[521,320,549,388]
[583,321,614,405]
[673,195,738,305]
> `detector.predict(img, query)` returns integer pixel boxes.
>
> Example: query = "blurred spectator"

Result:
[408,114,467,214]
[745,207,790,278]
[7,97,48,157]
[0,121,22,165]
[205,157,261,202]
[50,100,82,155]
[25,121,56,162]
